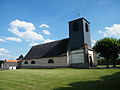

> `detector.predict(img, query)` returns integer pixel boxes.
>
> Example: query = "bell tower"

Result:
[69,18,91,50]
[68,18,94,68]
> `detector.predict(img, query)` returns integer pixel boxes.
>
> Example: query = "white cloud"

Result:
[98,24,120,38]
[0,48,9,57]
[91,40,97,47]
[28,39,55,46]
[10,19,36,31]
[0,38,5,42]
[5,37,22,42]
[43,30,50,35]
[29,42,39,46]
[18,31,44,41]
[39,24,49,28]
[8,20,44,41]
[98,30,102,34]
[42,39,55,43]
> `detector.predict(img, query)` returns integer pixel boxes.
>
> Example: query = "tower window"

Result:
[31,61,35,64]
[48,59,54,64]
[73,22,79,31]
[85,23,89,32]
[24,61,28,64]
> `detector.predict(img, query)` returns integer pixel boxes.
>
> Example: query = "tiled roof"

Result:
[5,60,21,62]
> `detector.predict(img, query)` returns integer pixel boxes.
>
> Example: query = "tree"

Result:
[17,55,24,60]
[93,38,120,68]
[109,39,120,67]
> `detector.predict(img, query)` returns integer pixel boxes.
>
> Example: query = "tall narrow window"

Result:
[73,22,79,31]
[48,59,54,64]
[24,61,28,64]
[31,61,35,64]
[85,23,89,32]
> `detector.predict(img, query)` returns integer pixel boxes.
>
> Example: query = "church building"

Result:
[21,18,97,69]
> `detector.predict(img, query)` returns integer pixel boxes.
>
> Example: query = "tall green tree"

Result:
[93,38,120,68]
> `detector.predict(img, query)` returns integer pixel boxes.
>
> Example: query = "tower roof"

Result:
[69,17,90,24]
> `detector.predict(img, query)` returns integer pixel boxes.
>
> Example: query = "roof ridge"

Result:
[33,38,69,47]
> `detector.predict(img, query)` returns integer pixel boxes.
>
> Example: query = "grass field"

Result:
[0,69,120,90]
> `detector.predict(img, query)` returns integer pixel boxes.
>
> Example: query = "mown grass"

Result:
[0,68,120,90]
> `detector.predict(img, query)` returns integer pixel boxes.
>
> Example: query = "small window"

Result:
[73,22,79,31]
[24,61,28,64]
[85,23,89,32]
[31,61,35,64]
[48,59,54,64]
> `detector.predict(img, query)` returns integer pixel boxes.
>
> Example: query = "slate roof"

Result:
[23,38,69,60]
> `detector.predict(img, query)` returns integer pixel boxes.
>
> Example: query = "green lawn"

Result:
[0,69,120,90]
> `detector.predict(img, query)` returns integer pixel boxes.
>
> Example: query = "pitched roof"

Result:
[5,60,21,62]
[69,17,90,24]
[23,38,69,60]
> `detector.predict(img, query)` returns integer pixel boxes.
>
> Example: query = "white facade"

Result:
[88,50,97,66]
[22,56,68,68]
[9,66,16,70]
[2,63,17,70]
[88,50,94,62]
[70,49,84,64]
[1,60,20,70]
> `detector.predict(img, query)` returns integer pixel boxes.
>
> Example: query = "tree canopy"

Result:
[93,38,120,68]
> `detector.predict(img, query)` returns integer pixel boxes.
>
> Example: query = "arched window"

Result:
[24,61,28,64]
[31,61,35,64]
[73,22,79,31]
[48,59,54,64]
[85,23,89,32]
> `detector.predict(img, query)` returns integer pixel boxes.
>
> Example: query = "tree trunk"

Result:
[106,59,109,69]
[112,59,116,67]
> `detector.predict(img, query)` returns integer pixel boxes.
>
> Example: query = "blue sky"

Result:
[0,0,120,60]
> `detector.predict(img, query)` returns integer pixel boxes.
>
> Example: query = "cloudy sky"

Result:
[0,0,120,60]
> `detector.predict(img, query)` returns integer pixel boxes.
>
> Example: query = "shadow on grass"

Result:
[54,72,120,90]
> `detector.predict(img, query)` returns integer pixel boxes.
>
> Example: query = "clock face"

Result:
[73,22,79,32]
